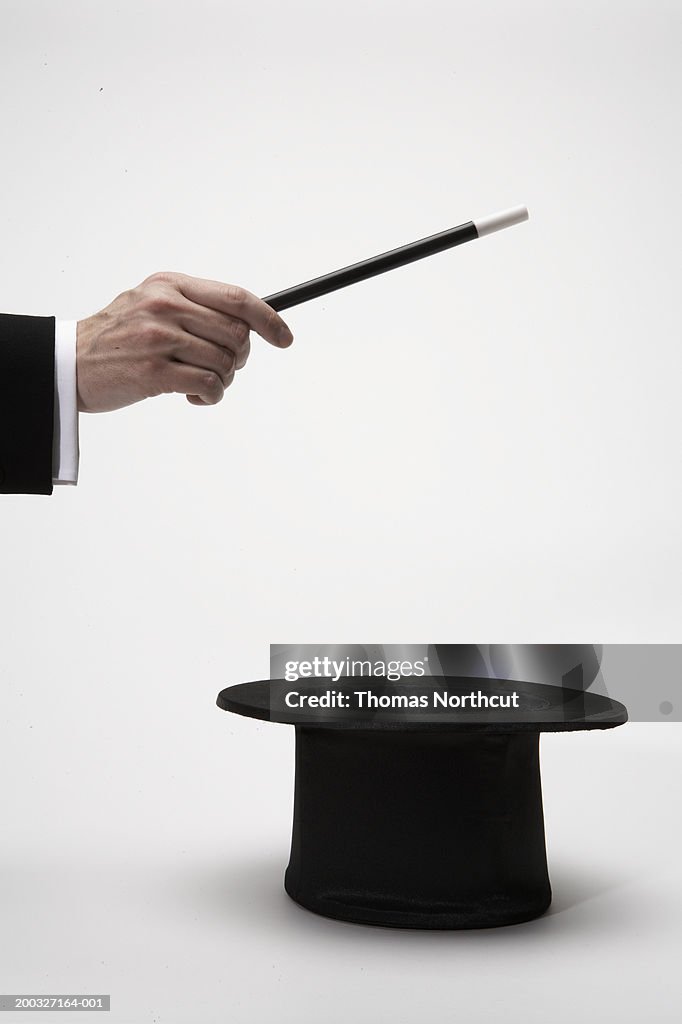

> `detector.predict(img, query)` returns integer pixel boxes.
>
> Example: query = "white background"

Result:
[0,1,680,1022]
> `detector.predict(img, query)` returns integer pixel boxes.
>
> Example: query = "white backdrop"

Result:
[1,2,680,1022]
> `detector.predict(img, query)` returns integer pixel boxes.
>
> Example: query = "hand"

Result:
[75,271,294,413]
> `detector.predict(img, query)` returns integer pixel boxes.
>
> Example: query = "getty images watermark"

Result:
[282,654,428,683]
[269,644,681,721]
[276,653,519,714]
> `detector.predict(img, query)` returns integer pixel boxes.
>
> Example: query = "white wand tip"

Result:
[473,205,529,237]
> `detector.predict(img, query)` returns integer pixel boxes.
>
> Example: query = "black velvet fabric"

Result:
[285,728,551,929]
[0,313,55,495]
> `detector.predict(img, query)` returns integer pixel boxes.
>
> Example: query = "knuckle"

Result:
[142,290,174,316]
[265,304,284,338]
[144,270,177,286]
[142,356,165,385]
[223,283,246,309]
[232,319,250,345]
[141,318,168,345]
[202,371,222,401]
[221,347,236,373]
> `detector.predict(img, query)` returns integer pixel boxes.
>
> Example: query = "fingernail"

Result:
[279,325,294,347]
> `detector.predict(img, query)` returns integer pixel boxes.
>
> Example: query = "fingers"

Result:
[167,273,294,349]
[132,272,294,411]
[164,362,226,406]
[174,299,252,369]
[174,331,239,385]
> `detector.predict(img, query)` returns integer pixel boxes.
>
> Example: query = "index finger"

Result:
[172,274,294,348]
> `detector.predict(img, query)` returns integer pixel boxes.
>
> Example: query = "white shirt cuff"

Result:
[52,319,79,485]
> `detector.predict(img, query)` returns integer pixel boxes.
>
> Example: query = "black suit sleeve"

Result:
[0,313,55,495]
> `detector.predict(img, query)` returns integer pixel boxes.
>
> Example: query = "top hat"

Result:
[218,674,627,929]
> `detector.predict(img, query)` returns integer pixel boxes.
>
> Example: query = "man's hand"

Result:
[75,271,294,413]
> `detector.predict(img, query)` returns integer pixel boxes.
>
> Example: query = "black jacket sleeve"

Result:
[0,313,55,495]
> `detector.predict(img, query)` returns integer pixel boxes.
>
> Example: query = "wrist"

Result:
[76,315,98,412]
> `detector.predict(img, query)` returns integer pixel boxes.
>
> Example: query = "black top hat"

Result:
[218,675,627,929]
